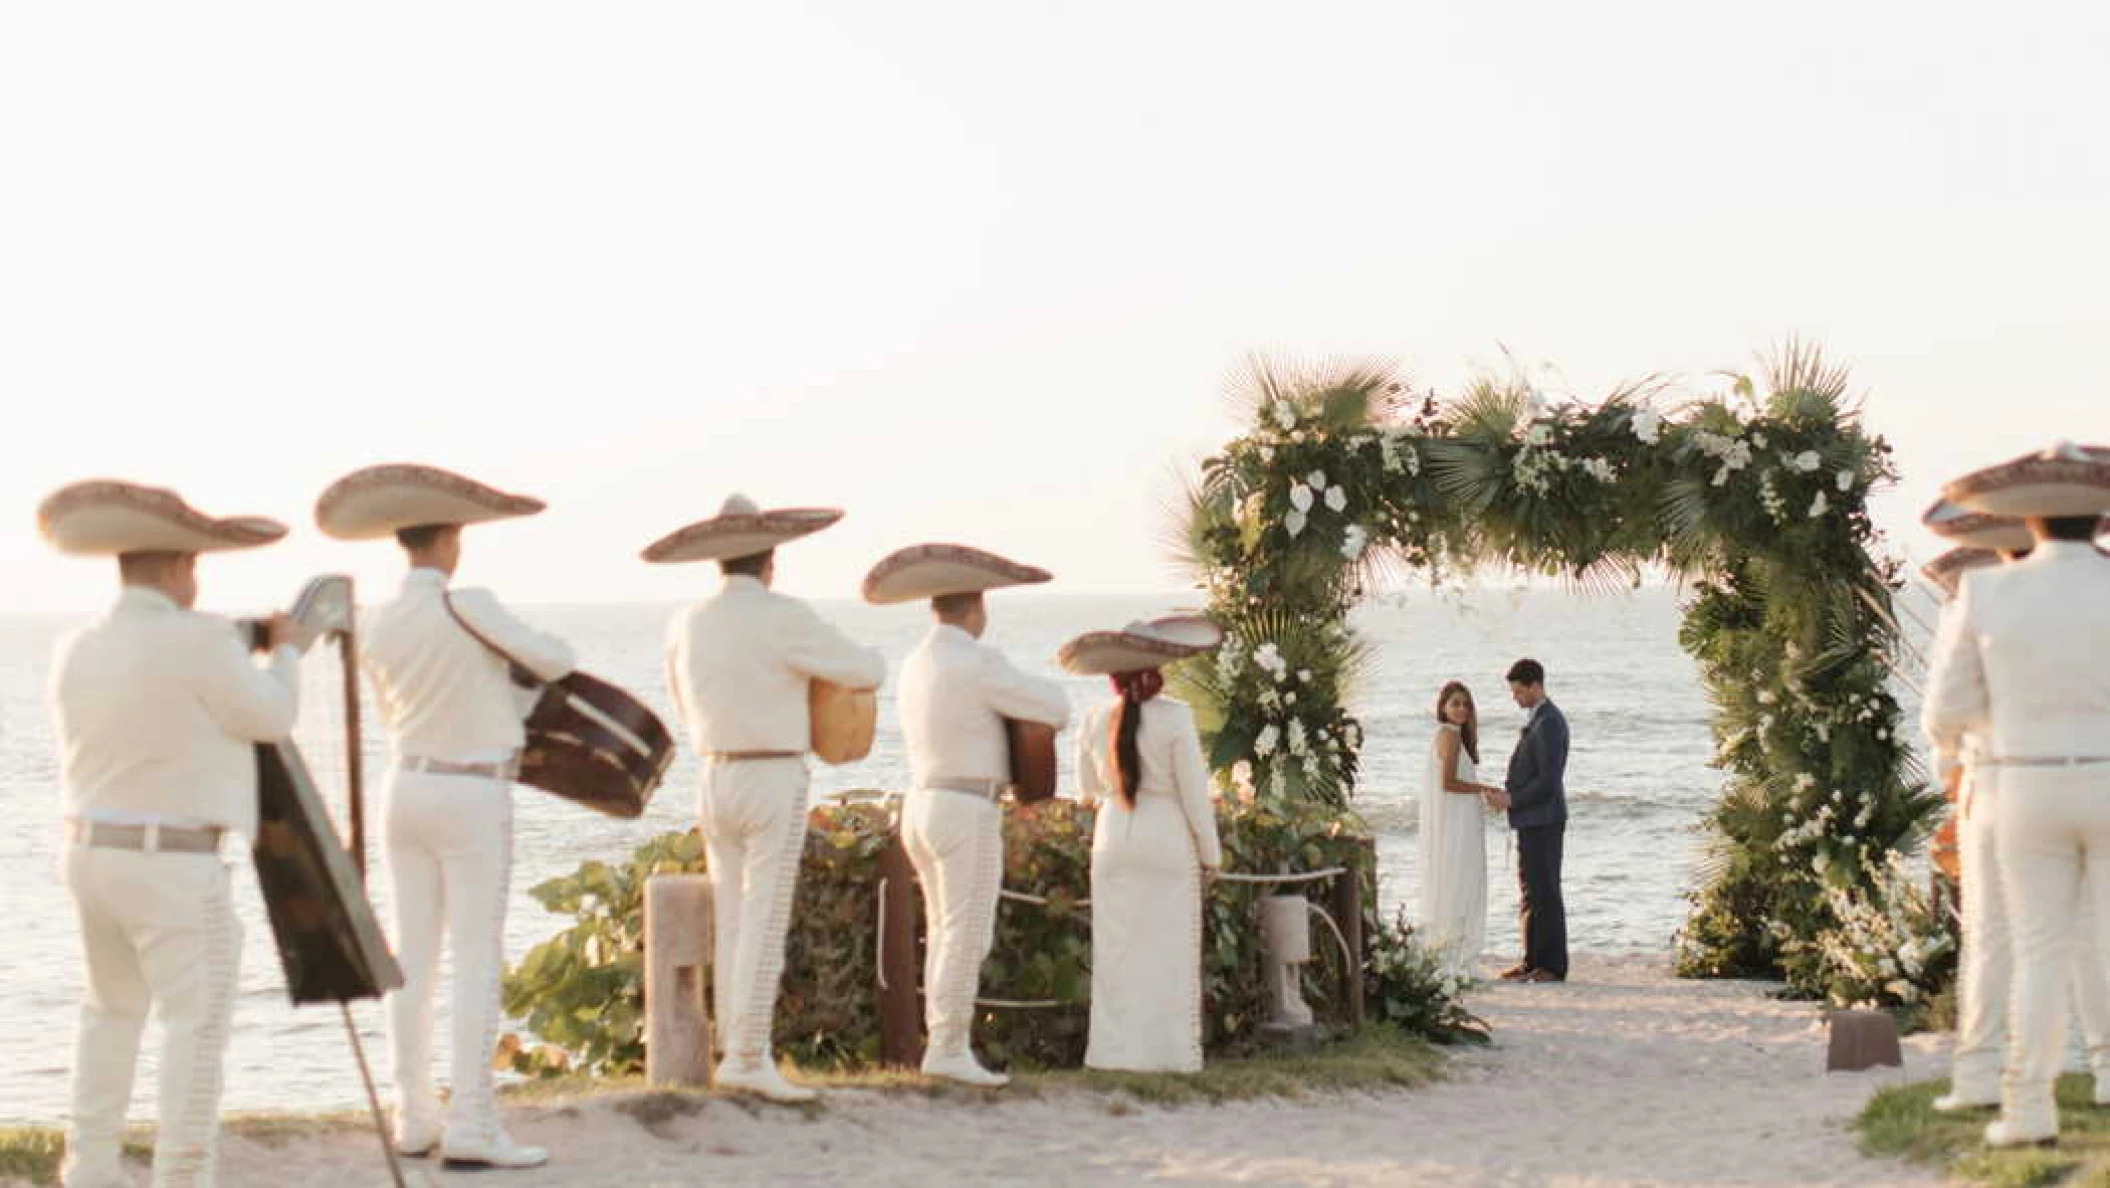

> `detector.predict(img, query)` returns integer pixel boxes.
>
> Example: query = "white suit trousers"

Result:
[62,845,241,1188]
[1995,765,2110,1132]
[1952,786,2110,1100]
[700,758,810,1067]
[902,787,1003,1058]
[383,768,514,1140]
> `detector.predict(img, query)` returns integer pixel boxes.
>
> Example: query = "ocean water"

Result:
[0,587,1723,1121]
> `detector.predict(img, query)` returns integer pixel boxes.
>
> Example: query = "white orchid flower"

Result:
[1324,485,1347,513]
[1289,484,1314,513]
[1285,509,1307,537]
[1307,470,1328,490]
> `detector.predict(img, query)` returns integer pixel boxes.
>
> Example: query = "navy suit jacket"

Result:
[1504,699,1569,829]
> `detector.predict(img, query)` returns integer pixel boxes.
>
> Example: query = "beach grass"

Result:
[0,1111,366,1187]
[1859,1074,2110,1187]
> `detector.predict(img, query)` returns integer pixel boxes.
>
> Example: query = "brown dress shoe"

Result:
[1497,964,1534,981]
[1522,969,1566,983]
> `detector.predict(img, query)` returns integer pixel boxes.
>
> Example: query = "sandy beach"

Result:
[108,953,1945,1188]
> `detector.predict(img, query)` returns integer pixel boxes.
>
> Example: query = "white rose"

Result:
[1795,450,1821,472]
[1289,484,1314,513]
[1324,486,1347,513]
[1307,470,1328,490]
[1285,509,1307,537]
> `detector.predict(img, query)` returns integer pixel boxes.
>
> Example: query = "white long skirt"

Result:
[1087,796,1205,1073]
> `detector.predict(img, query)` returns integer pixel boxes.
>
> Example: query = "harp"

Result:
[243,575,407,1186]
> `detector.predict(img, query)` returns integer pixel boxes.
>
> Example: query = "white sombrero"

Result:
[316,464,545,542]
[38,480,288,556]
[1920,498,2034,553]
[1921,547,2002,598]
[1057,614,1223,676]
[861,543,1053,605]
[1944,441,2110,518]
[641,493,843,564]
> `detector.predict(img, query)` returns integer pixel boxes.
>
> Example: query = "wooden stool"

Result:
[1825,1009,1902,1072]
[645,874,714,1087]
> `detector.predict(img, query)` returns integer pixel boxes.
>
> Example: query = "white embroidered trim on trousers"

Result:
[903,787,1003,1059]
[701,759,811,1067]
[62,845,241,1188]
[382,767,515,1141]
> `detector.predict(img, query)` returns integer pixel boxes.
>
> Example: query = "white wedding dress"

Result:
[1418,723,1488,981]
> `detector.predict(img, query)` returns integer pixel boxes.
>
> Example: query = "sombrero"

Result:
[316,464,544,542]
[1920,547,2002,598]
[1057,614,1223,676]
[38,480,288,556]
[1944,441,2110,518]
[861,543,1052,605]
[1920,498,2034,553]
[641,493,843,564]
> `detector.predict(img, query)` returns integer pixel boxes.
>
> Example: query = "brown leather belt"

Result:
[706,750,802,763]
[401,755,520,780]
[67,820,225,854]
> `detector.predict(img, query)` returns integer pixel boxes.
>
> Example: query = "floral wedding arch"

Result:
[1171,347,1945,996]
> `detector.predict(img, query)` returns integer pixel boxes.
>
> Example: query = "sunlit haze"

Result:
[4,2,2104,614]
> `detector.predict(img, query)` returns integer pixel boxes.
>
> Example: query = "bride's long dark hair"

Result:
[1435,680,1480,764]
[1109,668,1165,807]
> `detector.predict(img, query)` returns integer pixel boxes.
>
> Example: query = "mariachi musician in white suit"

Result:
[39,480,303,1188]
[647,494,885,1103]
[863,544,1071,1087]
[314,464,576,1170]
[1925,441,2110,1147]
[1921,500,2110,1114]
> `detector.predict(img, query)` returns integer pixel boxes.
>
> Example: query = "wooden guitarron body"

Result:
[1005,718,1058,804]
[443,592,675,820]
[518,671,676,819]
[810,680,877,765]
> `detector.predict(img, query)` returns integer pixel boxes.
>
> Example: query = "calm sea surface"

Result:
[1,588,1739,1121]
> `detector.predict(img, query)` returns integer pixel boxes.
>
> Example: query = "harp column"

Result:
[645,874,716,1087]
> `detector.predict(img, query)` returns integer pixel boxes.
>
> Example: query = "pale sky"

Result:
[3,2,2105,614]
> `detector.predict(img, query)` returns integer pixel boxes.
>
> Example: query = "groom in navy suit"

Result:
[1489,658,1569,983]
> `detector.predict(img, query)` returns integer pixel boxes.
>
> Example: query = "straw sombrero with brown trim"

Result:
[641,493,843,564]
[1058,614,1223,675]
[1944,441,2110,518]
[1921,547,2003,598]
[39,478,291,557]
[1920,498,2034,553]
[315,464,545,542]
[38,480,288,556]
[861,543,1052,605]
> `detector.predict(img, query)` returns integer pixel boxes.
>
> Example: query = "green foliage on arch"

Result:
[1173,347,1947,993]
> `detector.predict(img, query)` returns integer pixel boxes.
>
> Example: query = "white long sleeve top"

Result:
[360,568,576,761]
[898,624,1070,786]
[50,586,302,836]
[1924,541,2110,762]
[1077,695,1223,868]
[666,575,885,755]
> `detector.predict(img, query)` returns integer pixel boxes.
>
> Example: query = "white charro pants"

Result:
[1995,764,2110,1132]
[902,786,1003,1059]
[62,844,241,1188]
[1951,776,2110,1100]
[699,757,810,1069]
[383,768,514,1141]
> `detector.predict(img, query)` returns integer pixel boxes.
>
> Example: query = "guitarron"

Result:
[444,593,675,819]
[810,679,877,765]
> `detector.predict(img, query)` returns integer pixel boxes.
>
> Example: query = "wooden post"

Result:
[645,874,714,1088]
[1331,837,1373,1030]
[876,835,925,1068]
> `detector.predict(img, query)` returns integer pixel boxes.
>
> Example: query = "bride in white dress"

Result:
[1420,681,1502,982]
